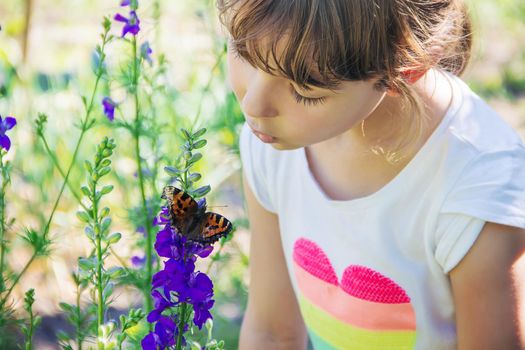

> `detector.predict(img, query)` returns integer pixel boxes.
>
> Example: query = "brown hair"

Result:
[217,0,473,163]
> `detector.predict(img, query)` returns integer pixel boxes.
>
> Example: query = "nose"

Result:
[240,71,279,119]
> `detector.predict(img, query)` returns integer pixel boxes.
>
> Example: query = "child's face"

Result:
[227,43,388,151]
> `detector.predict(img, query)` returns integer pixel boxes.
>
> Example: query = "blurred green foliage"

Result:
[0,0,523,348]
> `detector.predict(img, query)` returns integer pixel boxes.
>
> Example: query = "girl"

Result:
[218,0,525,349]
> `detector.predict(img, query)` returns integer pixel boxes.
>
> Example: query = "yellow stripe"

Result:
[298,294,416,350]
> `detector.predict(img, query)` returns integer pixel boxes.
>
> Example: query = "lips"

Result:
[248,124,276,143]
[252,130,276,143]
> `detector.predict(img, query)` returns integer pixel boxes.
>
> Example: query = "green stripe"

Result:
[308,328,339,350]
[298,294,416,350]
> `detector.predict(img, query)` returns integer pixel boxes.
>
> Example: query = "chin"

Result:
[269,142,302,151]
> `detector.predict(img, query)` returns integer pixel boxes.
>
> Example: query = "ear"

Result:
[386,45,443,97]
[401,69,428,85]
[385,69,428,97]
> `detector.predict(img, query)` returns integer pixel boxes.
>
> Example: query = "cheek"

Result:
[226,54,247,100]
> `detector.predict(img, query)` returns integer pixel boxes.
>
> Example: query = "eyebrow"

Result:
[294,80,344,94]
[234,38,345,93]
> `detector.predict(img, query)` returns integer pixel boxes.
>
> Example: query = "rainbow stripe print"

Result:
[293,238,417,350]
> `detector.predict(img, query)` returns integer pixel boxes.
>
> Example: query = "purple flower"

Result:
[120,0,138,10]
[193,296,214,329]
[131,255,146,267]
[114,10,140,37]
[143,207,218,346]
[140,41,153,66]
[133,167,153,178]
[131,254,156,268]
[102,97,117,121]
[141,316,186,350]
[141,332,160,350]
[0,115,16,151]
[147,290,177,322]
[153,207,170,227]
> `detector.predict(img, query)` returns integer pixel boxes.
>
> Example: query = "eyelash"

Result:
[290,88,327,107]
[228,42,327,107]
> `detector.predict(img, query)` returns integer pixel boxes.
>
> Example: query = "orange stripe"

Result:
[293,261,416,331]
[299,295,416,350]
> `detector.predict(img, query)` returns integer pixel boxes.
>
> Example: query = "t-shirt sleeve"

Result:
[434,145,525,273]
[239,122,277,213]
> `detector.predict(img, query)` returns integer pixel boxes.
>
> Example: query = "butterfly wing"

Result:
[197,212,233,244]
[162,186,199,235]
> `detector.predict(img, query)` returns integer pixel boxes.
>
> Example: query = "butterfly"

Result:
[161,185,233,244]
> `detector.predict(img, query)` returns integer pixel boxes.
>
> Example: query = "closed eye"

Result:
[290,85,327,106]
[227,39,244,60]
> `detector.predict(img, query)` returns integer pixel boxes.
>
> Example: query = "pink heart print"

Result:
[292,237,417,350]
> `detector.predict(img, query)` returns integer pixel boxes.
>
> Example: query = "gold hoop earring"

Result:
[361,120,366,137]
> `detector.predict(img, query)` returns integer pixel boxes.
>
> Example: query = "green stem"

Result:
[96,226,104,349]
[0,254,36,308]
[76,283,83,350]
[131,36,153,318]
[0,22,109,314]
[25,306,34,350]
[22,0,33,64]
[92,179,104,350]
[0,153,7,288]
[38,133,89,212]
[204,242,224,276]
[176,303,188,350]
[190,46,226,131]
[108,246,137,289]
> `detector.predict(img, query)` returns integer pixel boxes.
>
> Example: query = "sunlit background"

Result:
[0,0,524,349]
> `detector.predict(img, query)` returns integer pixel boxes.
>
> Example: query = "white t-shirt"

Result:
[239,73,525,350]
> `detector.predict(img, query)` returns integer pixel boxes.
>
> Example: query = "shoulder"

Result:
[446,74,524,152]
[433,143,525,273]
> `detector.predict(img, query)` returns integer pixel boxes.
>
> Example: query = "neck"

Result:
[310,68,453,163]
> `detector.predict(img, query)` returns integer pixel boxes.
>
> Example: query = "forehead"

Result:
[231,31,341,91]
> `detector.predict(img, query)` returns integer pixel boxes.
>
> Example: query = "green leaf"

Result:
[78,257,96,271]
[192,127,207,139]
[107,267,126,279]
[103,282,114,300]
[192,185,211,198]
[189,173,202,182]
[84,226,95,241]
[100,185,114,195]
[101,218,112,234]
[188,340,202,350]
[59,302,74,314]
[84,160,93,173]
[119,315,127,327]
[34,315,43,328]
[106,232,121,244]
[56,330,71,343]
[187,152,202,166]
[181,128,192,140]
[76,211,91,223]
[81,96,88,110]
[98,166,111,177]
[100,207,110,218]
[81,186,91,197]
[164,166,183,176]
[103,16,112,31]
[192,139,207,149]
